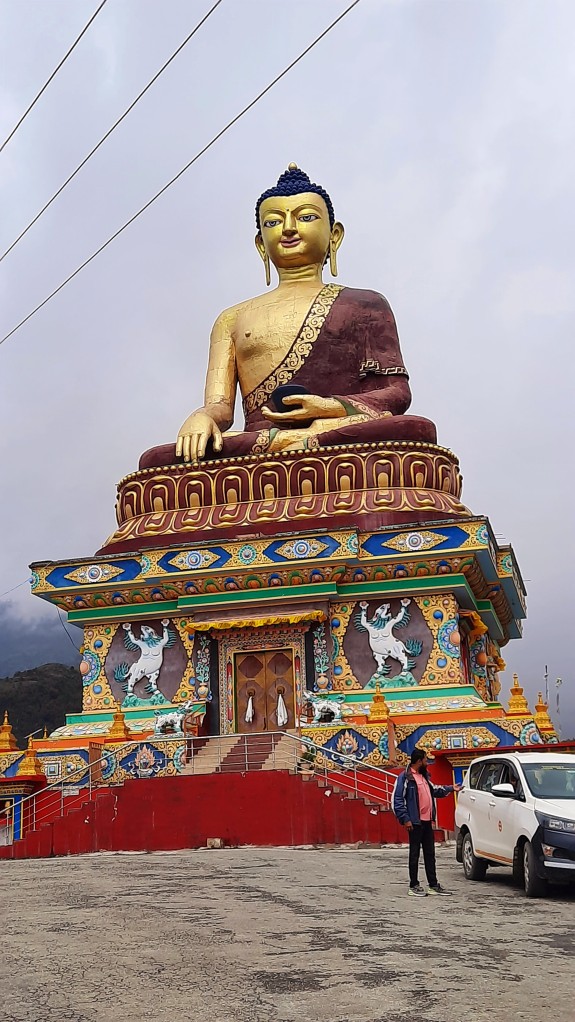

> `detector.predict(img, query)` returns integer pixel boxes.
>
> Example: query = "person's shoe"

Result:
[408,884,427,897]
[427,884,452,895]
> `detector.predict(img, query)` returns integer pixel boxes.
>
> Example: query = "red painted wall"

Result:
[428,758,456,831]
[0,771,423,859]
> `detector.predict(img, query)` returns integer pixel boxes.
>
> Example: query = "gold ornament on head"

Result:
[288,162,299,171]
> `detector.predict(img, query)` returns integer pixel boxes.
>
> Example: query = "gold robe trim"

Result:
[242,283,344,417]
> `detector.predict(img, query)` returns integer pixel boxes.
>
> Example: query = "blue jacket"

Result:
[392,767,455,826]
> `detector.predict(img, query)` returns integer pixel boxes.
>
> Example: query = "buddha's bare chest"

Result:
[233,290,322,391]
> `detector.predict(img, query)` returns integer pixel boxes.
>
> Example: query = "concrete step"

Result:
[260,733,299,771]
[180,735,242,775]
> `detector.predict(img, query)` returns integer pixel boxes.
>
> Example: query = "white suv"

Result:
[455,751,575,898]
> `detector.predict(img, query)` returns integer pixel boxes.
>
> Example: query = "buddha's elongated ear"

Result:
[329,222,345,277]
[255,233,271,286]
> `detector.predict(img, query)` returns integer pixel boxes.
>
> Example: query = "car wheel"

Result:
[512,844,524,885]
[523,841,547,899]
[462,831,487,881]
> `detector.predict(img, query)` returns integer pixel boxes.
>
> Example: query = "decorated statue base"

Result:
[16,509,555,787]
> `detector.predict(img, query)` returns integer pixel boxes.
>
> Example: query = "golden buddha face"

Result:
[256,192,344,270]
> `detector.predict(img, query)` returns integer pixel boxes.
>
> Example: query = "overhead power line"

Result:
[57,608,82,652]
[0,0,225,263]
[0,578,32,601]
[0,0,109,154]
[0,0,363,349]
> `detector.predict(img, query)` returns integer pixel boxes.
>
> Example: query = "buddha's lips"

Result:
[280,237,301,248]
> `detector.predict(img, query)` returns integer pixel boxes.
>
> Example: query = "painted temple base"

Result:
[15,513,558,798]
[99,440,468,554]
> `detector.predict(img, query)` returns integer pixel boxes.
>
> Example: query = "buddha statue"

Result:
[139,165,437,470]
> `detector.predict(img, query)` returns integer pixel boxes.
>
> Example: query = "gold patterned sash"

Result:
[242,283,344,417]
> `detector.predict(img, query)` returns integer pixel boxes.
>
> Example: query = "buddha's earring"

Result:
[263,252,271,287]
[329,239,338,278]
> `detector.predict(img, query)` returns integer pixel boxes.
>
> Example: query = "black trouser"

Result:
[408,821,438,888]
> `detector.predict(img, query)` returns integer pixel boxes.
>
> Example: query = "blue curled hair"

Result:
[255,166,335,231]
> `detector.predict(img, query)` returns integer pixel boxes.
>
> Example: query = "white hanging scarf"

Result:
[277,692,289,728]
[244,695,254,723]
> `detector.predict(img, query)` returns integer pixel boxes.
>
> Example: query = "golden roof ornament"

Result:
[369,681,390,723]
[0,710,18,752]
[107,702,131,740]
[534,692,556,736]
[16,738,45,777]
[507,673,530,716]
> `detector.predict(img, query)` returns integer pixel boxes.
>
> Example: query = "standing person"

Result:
[393,747,461,897]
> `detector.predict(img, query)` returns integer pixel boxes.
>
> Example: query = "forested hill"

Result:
[0,664,82,745]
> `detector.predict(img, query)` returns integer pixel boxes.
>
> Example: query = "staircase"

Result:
[181,731,300,775]
[0,732,422,859]
[180,735,242,775]
[261,731,299,770]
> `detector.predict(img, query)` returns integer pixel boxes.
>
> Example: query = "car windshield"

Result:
[522,762,575,799]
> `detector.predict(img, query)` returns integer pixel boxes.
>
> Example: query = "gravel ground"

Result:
[1,845,573,1022]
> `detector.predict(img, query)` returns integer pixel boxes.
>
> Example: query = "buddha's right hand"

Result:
[176,411,223,465]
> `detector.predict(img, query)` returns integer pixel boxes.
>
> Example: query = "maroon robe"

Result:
[140,286,436,469]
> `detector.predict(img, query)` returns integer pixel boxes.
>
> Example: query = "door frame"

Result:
[217,626,307,735]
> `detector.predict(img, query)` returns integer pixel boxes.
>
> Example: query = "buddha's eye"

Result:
[298,214,319,222]
[263,218,281,228]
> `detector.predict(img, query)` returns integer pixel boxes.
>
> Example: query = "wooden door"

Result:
[235,649,295,733]
[235,651,267,734]
[264,649,295,730]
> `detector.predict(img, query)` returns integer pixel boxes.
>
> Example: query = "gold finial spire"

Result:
[107,702,131,741]
[0,710,17,752]
[288,162,298,171]
[369,680,390,723]
[16,738,45,777]
[534,691,556,737]
[507,673,530,716]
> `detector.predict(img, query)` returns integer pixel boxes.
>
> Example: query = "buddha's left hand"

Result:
[262,394,347,425]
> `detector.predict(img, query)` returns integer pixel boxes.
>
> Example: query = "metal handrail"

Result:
[14,730,399,842]
[185,729,398,776]
[15,736,178,837]
[291,732,398,808]
[184,730,399,809]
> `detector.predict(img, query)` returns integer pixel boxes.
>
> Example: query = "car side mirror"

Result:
[491,783,516,798]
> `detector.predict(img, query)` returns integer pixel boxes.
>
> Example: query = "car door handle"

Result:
[488,801,496,807]
[469,795,476,801]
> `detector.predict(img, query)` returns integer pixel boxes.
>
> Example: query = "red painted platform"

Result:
[0,770,434,859]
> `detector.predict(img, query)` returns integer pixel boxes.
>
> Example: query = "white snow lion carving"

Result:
[354,599,419,674]
[114,620,176,696]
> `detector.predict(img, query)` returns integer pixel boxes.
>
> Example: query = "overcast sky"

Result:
[1,0,573,733]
